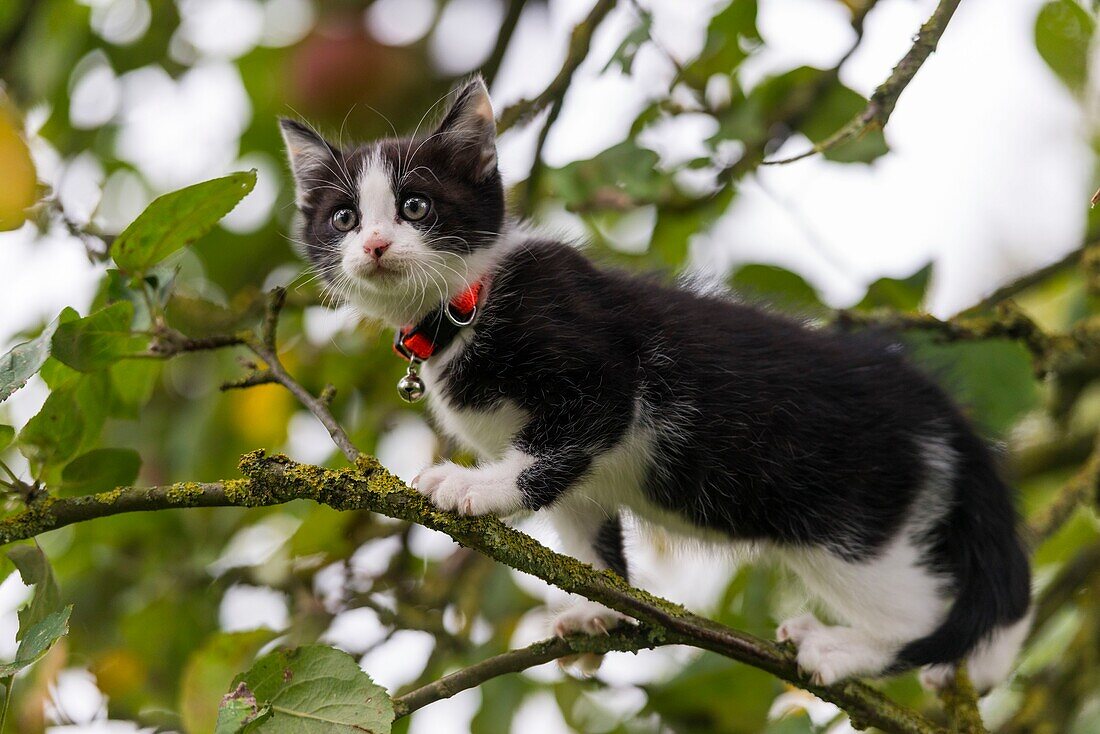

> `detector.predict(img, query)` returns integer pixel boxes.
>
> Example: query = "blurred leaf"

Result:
[112,170,257,274]
[168,294,248,337]
[0,424,13,451]
[646,652,777,733]
[0,606,71,678]
[682,0,760,85]
[61,448,142,495]
[182,630,278,734]
[800,82,888,163]
[222,645,393,733]
[7,545,61,632]
[649,188,733,267]
[908,336,1041,436]
[728,264,823,312]
[471,675,529,734]
[0,320,57,403]
[288,506,355,560]
[1035,0,1095,94]
[108,359,161,419]
[603,7,653,75]
[0,110,37,231]
[855,263,933,311]
[18,386,86,469]
[543,141,668,211]
[51,301,149,373]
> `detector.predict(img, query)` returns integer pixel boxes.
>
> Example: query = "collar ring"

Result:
[445,303,477,327]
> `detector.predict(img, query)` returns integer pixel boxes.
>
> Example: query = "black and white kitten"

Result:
[280,77,1032,691]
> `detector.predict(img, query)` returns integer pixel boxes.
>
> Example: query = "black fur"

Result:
[440,240,1030,670]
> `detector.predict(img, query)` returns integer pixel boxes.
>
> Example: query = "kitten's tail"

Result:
[892,435,1032,690]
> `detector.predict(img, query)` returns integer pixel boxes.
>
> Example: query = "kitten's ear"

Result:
[279,118,339,206]
[435,76,497,181]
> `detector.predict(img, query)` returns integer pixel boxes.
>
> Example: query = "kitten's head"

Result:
[280,77,506,326]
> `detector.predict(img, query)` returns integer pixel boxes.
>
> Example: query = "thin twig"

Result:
[496,0,616,134]
[519,97,563,215]
[956,243,1093,318]
[482,0,527,86]
[1026,434,1100,545]
[392,627,660,718]
[763,0,963,165]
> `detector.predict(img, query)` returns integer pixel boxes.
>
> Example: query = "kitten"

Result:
[280,76,1032,691]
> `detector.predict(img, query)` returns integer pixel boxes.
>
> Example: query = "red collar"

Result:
[393,281,483,362]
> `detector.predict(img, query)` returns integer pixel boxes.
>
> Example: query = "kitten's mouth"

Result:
[348,259,405,282]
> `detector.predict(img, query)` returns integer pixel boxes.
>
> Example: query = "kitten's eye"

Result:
[400,196,431,222]
[331,208,358,232]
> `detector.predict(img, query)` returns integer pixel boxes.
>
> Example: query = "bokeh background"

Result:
[0,0,1098,732]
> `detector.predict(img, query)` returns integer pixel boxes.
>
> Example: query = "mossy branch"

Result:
[0,451,944,734]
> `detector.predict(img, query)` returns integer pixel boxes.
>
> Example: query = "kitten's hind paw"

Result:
[776,613,825,644]
[552,601,632,676]
[553,600,628,637]
[918,664,955,692]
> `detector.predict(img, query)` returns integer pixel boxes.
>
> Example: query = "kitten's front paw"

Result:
[413,461,523,516]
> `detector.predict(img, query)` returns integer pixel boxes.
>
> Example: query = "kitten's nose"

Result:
[363,235,391,260]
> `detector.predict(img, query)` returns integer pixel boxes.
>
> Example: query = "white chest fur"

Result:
[419,340,527,459]
[425,391,528,459]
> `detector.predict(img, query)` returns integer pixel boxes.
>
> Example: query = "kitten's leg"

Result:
[788,625,899,686]
[777,612,898,685]
[779,539,949,685]
[416,410,618,516]
[547,504,631,674]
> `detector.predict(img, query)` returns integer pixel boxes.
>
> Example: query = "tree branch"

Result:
[763,0,963,165]
[0,452,943,734]
[496,0,616,134]
[956,243,1094,318]
[482,0,527,87]
[1026,434,1100,545]
[392,627,661,718]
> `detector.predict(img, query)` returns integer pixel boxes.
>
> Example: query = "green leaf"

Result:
[682,0,760,85]
[112,170,257,274]
[19,371,111,473]
[1035,0,1095,94]
[183,630,278,734]
[856,263,933,311]
[7,545,61,633]
[728,264,823,312]
[0,606,72,678]
[51,302,149,373]
[0,321,57,403]
[216,683,271,733]
[800,81,888,164]
[61,448,142,495]
[221,645,393,733]
[0,425,13,451]
[908,336,1040,437]
[543,141,668,210]
[18,387,86,470]
[108,359,161,419]
[603,7,653,75]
